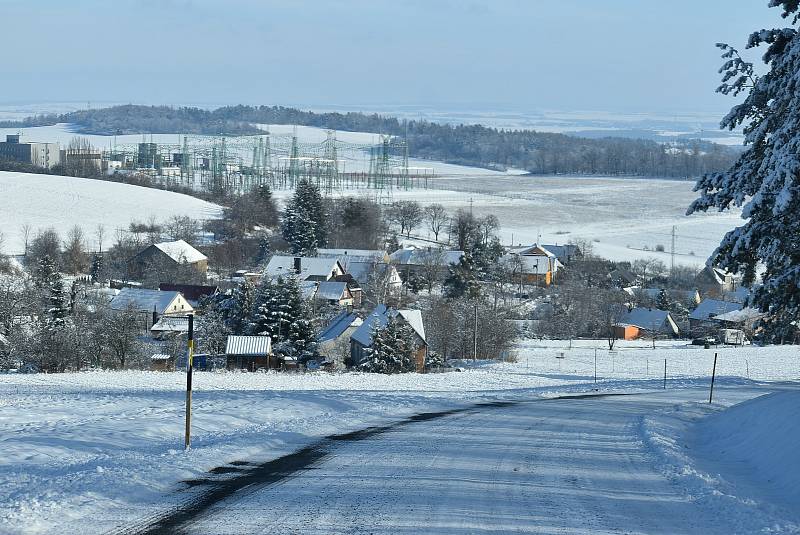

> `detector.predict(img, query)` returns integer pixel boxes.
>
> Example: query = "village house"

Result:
[614,307,680,340]
[158,283,219,307]
[129,239,209,280]
[150,316,190,339]
[317,310,363,368]
[301,281,356,308]
[350,304,427,372]
[695,266,737,297]
[264,256,345,282]
[503,244,564,287]
[109,288,193,330]
[688,298,749,333]
[343,261,403,300]
[389,247,464,280]
[224,335,272,371]
[539,243,582,264]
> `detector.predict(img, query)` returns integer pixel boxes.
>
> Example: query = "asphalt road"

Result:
[115,387,778,535]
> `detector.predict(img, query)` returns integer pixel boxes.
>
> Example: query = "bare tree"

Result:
[95,224,106,253]
[386,201,424,237]
[424,203,448,242]
[20,224,32,257]
[62,226,88,275]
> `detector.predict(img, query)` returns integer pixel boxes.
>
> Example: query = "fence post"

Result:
[709,352,718,404]
[185,314,194,450]
[663,358,666,390]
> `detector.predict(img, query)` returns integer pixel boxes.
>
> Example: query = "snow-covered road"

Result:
[112,386,797,535]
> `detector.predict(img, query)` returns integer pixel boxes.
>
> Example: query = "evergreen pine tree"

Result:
[656,289,671,311]
[281,179,327,255]
[688,3,800,340]
[90,254,103,283]
[360,316,416,374]
[443,252,480,299]
[249,276,317,361]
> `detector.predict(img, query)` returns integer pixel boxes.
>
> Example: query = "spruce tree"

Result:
[656,289,671,311]
[281,179,327,255]
[688,2,800,340]
[360,316,417,374]
[250,276,317,361]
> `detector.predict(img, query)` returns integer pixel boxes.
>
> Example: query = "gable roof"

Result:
[316,281,349,301]
[350,304,426,347]
[153,240,207,264]
[150,316,190,333]
[265,256,343,281]
[225,335,271,356]
[345,261,397,284]
[619,307,676,332]
[317,249,387,265]
[319,310,362,343]
[689,299,743,321]
[158,283,218,303]
[540,244,580,261]
[110,288,188,314]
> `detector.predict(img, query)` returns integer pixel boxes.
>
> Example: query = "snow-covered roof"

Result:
[150,316,190,332]
[620,307,675,332]
[110,288,188,314]
[153,240,207,264]
[713,307,763,323]
[689,299,743,321]
[225,335,271,356]
[300,281,318,299]
[315,281,349,301]
[398,309,426,342]
[319,310,362,343]
[265,256,343,281]
[350,304,426,347]
[345,262,397,285]
[508,244,556,258]
[389,248,464,266]
[317,249,387,265]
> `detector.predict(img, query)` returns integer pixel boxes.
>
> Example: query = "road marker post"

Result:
[663,359,666,390]
[185,314,194,450]
[709,352,718,404]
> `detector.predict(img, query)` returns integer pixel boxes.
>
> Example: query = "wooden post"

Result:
[594,348,597,384]
[185,314,194,450]
[473,302,478,361]
[709,352,718,404]
[663,358,666,390]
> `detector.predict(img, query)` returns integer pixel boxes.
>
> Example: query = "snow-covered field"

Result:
[2,341,798,534]
[1,123,743,265]
[0,171,221,254]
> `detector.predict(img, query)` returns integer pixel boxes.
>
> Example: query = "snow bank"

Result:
[693,391,800,514]
[640,390,800,533]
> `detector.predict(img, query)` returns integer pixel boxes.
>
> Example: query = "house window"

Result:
[181,305,184,310]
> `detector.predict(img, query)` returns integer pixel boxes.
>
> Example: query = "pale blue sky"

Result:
[0,0,784,113]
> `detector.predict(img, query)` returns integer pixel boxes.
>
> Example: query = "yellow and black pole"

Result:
[185,314,194,450]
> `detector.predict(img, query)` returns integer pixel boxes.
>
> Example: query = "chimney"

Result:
[152,305,159,327]
[293,257,302,274]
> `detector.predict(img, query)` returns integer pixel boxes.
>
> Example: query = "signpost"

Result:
[185,314,194,450]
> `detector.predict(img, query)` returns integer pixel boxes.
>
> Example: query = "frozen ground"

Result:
[0,171,222,255]
[1,341,798,534]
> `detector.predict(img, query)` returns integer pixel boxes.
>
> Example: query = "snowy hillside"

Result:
[0,171,222,254]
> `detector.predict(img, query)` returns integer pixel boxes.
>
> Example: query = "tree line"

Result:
[1,104,739,178]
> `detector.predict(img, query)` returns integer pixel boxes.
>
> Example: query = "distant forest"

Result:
[0,104,738,177]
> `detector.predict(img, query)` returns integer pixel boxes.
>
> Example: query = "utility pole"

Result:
[670,225,676,275]
[473,302,478,361]
[184,314,194,450]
